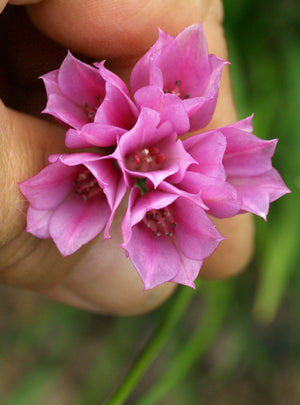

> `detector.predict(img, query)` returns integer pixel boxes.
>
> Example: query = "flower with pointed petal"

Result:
[130,24,228,131]
[183,116,290,219]
[19,153,126,256]
[41,52,139,149]
[121,187,223,289]
[112,107,196,189]
[41,51,106,130]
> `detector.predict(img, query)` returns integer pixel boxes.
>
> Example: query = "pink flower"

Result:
[130,24,228,131]
[19,153,126,256]
[112,108,196,188]
[41,52,138,149]
[41,51,106,130]
[121,187,223,289]
[183,116,290,219]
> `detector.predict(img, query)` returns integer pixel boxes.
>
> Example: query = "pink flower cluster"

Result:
[19,25,289,289]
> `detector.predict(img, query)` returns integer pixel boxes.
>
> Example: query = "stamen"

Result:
[82,94,102,121]
[163,79,189,100]
[143,208,177,237]
[126,147,166,172]
[74,167,102,201]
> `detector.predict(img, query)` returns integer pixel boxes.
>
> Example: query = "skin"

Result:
[0,0,254,315]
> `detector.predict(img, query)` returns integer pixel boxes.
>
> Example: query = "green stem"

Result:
[103,285,196,405]
[137,281,233,405]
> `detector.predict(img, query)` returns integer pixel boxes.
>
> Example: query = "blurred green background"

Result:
[0,0,299,404]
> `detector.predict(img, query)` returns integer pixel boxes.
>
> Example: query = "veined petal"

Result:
[58,51,105,108]
[67,123,126,148]
[183,130,226,179]
[122,223,180,290]
[134,85,190,134]
[169,255,202,288]
[26,206,52,239]
[223,135,278,177]
[173,198,223,261]
[94,81,138,129]
[43,94,89,129]
[19,160,77,210]
[49,194,110,256]
[130,28,173,93]
[230,168,291,219]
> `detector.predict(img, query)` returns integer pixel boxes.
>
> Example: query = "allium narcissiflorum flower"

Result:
[183,116,290,219]
[121,187,223,289]
[19,24,290,289]
[19,153,126,256]
[130,24,228,132]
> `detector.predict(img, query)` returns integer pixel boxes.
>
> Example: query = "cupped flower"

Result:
[184,116,290,219]
[112,107,196,188]
[130,24,228,131]
[19,153,126,256]
[181,129,241,218]
[65,61,139,149]
[121,187,223,289]
[41,51,106,130]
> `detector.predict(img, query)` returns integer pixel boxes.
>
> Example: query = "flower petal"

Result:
[49,194,110,256]
[25,206,52,239]
[173,198,224,261]
[122,223,180,289]
[19,160,77,210]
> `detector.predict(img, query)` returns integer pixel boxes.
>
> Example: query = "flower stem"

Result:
[103,285,196,405]
[136,280,233,405]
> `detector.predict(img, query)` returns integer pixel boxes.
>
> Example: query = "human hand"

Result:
[0,0,254,315]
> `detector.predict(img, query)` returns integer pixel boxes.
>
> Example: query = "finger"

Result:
[27,0,211,61]
[200,214,255,279]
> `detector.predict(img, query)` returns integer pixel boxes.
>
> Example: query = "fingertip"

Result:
[200,213,255,279]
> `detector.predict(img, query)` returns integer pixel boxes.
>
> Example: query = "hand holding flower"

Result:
[0,0,274,314]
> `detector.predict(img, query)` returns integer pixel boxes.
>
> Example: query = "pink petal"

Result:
[230,169,291,219]
[130,28,174,93]
[134,85,190,134]
[94,81,138,129]
[122,223,180,290]
[96,61,131,96]
[173,198,224,261]
[183,130,226,179]
[43,94,89,129]
[58,51,105,108]
[49,194,110,256]
[19,161,77,210]
[77,123,126,147]
[223,134,278,177]
[169,255,202,288]
[65,128,96,149]
[26,206,52,239]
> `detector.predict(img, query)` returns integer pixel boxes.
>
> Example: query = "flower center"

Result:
[82,94,102,121]
[163,79,190,99]
[143,207,177,237]
[74,167,102,201]
[126,147,166,172]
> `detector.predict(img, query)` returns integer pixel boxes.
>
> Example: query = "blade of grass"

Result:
[103,284,196,405]
[136,280,233,405]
